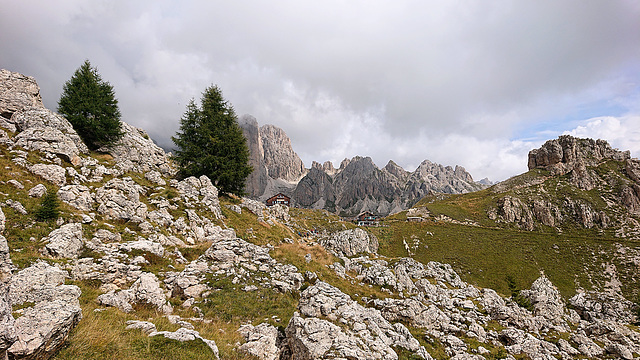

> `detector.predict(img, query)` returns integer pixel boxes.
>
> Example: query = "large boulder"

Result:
[95,177,148,223]
[519,275,566,325]
[7,300,82,360]
[102,121,175,176]
[42,223,84,259]
[28,163,67,187]
[238,323,282,360]
[7,261,82,360]
[176,176,222,218]
[320,228,379,257]
[97,272,173,314]
[0,69,43,120]
[57,185,95,212]
[12,107,88,165]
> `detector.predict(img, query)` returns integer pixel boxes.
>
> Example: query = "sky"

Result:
[1,1,639,182]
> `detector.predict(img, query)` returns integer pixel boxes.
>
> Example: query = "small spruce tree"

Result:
[58,60,124,150]
[35,190,61,221]
[172,85,252,195]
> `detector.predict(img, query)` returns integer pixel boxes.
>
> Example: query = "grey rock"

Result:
[98,272,172,314]
[58,185,94,212]
[12,107,88,165]
[119,240,164,257]
[8,261,73,306]
[28,163,67,187]
[201,238,303,293]
[260,124,307,182]
[295,281,430,358]
[519,275,566,326]
[4,259,81,360]
[7,180,23,189]
[569,291,635,323]
[176,176,222,218]
[498,328,559,360]
[149,328,219,359]
[125,320,157,335]
[570,331,604,357]
[144,170,166,185]
[285,314,391,360]
[5,200,27,216]
[295,156,484,216]
[0,208,5,234]
[320,228,378,257]
[0,235,16,357]
[528,135,630,176]
[95,177,147,222]
[238,323,281,360]
[0,236,10,282]
[42,223,84,259]
[28,184,47,198]
[7,299,82,360]
[239,114,269,198]
[101,121,175,176]
[0,69,43,119]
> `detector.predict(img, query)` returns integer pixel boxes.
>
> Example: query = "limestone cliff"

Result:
[240,116,306,198]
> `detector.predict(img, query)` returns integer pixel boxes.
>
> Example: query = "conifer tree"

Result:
[58,60,123,150]
[172,85,252,195]
[34,190,61,221]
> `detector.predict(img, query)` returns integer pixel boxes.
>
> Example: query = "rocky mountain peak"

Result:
[260,124,306,182]
[240,116,307,198]
[528,135,631,175]
[339,157,351,170]
[322,161,337,175]
[383,160,409,180]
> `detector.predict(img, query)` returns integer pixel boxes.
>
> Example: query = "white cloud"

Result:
[563,115,640,158]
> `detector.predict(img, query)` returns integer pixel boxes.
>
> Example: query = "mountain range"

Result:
[239,116,485,216]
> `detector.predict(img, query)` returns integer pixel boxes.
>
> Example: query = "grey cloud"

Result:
[1,0,638,182]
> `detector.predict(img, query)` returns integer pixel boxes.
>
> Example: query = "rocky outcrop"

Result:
[487,136,640,231]
[12,107,89,166]
[238,323,282,360]
[319,228,378,257]
[285,281,431,359]
[528,135,630,175]
[292,164,336,209]
[95,177,148,223]
[0,69,43,120]
[239,115,269,198]
[102,122,175,176]
[175,176,222,218]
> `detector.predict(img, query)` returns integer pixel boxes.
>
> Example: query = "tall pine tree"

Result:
[58,60,123,150]
[172,85,252,196]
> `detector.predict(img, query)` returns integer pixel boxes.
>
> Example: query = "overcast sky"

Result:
[1,1,639,181]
